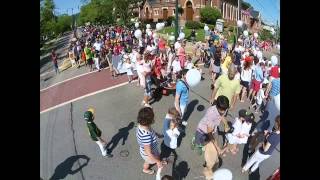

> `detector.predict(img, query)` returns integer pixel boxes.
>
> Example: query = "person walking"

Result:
[84,108,113,157]
[136,107,164,175]
[242,115,280,174]
[175,69,189,126]
[51,49,59,75]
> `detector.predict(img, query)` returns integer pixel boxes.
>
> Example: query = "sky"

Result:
[53,0,280,26]
[54,0,82,16]
[244,0,280,26]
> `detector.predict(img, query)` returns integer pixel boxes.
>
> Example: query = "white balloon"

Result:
[156,23,163,31]
[243,30,249,37]
[237,20,243,27]
[116,33,119,37]
[134,29,142,39]
[204,25,209,31]
[135,22,139,28]
[147,30,152,36]
[277,44,280,50]
[179,32,185,39]
[169,35,175,41]
[271,55,278,66]
[146,24,151,29]
[186,69,201,87]
[253,49,257,56]
[212,168,233,180]
[254,33,258,38]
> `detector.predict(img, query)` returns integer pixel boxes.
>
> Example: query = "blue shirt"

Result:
[254,66,264,82]
[176,80,189,105]
[269,79,280,97]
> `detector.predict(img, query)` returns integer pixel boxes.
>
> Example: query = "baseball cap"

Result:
[84,111,93,121]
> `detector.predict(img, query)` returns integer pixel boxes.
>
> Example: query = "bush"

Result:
[185,21,202,29]
[200,7,222,25]
[167,16,175,26]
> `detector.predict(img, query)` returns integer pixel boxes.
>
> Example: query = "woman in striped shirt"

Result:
[136,107,163,175]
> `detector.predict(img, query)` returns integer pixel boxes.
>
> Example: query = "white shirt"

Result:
[93,42,102,51]
[241,68,252,82]
[174,41,181,50]
[226,117,252,144]
[172,59,181,73]
[186,62,193,70]
[256,88,265,105]
[163,114,180,149]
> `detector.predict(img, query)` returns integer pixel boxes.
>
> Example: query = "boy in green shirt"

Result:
[84,108,113,158]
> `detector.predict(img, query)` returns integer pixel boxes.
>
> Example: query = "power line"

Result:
[252,0,278,23]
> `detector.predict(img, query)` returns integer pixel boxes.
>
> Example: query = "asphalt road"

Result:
[40,68,279,180]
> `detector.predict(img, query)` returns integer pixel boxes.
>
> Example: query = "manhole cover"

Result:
[120,150,129,157]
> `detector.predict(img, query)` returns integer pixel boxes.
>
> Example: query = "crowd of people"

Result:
[73,23,280,179]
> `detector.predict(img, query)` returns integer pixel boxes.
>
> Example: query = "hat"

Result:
[84,111,94,121]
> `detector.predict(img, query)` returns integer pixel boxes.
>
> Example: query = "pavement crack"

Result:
[70,102,85,180]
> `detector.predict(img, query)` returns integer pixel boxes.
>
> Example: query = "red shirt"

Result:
[270,66,279,78]
[158,39,166,50]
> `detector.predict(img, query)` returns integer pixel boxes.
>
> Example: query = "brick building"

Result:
[140,0,257,30]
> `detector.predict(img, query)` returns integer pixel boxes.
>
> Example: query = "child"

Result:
[84,108,113,157]
[224,110,254,156]
[171,55,181,83]
[93,52,101,72]
[81,49,87,67]
[252,83,267,113]
[160,107,181,164]
[125,55,134,83]
[185,55,193,70]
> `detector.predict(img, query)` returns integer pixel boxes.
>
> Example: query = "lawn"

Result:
[158,26,236,44]
[158,27,205,42]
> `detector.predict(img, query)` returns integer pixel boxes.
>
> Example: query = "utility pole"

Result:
[175,0,179,40]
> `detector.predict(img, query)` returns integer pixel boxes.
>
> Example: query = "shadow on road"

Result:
[106,122,135,154]
[177,99,199,147]
[49,155,90,180]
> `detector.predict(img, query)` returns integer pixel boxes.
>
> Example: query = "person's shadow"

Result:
[173,161,190,180]
[49,155,90,180]
[106,122,135,154]
[177,99,199,147]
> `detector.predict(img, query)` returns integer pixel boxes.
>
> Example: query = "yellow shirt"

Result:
[214,75,241,102]
[221,56,232,74]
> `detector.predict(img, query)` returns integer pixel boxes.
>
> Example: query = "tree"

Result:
[260,29,274,41]
[113,0,143,25]
[200,7,222,25]
[56,15,73,34]
[40,0,57,41]
[78,0,115,25]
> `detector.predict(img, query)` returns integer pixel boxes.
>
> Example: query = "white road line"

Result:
[40,67,110,92]
[40,80,136,114]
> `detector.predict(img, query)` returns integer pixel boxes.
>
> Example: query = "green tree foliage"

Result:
[55,15,73,33]
[79,0,115,25]
[260,29,274,41]
[200,7,221,25]
[113,0,144,25]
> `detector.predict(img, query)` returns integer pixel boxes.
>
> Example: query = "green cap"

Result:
[84,111,93,121]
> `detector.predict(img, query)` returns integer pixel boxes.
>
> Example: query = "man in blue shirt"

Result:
[175,69,189,126]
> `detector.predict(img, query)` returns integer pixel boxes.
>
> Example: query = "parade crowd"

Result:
[53,23,280,179]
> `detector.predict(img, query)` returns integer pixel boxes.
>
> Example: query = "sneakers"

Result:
[104,153,113,158]
[181,121,188,126]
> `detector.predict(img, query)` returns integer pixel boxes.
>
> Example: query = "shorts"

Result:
[195,130,210,146]
[212,64,221,74]
[240,80,250,90]
[140,150,160,164]
[251,79,262,92]
[87,58,93,65]
[144,75,152,97]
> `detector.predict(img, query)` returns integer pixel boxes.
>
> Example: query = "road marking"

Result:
[40,67,110,92]
[40,80,137,114]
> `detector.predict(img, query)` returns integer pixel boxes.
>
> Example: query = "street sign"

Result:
[215,19,224,33]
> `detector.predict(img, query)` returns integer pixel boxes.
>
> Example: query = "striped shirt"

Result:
[136,125,158,156]
[269,78,280,97]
